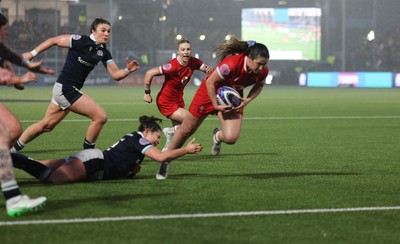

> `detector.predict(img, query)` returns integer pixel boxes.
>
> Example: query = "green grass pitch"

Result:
[0,85,399,243]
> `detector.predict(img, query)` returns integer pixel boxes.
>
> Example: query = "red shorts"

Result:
[188,97,217,118]
[156,94,184,118]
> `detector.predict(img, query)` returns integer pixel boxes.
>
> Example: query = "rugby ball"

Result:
[216,86,242,107]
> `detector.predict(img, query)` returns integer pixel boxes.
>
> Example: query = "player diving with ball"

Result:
[156,36,270,180]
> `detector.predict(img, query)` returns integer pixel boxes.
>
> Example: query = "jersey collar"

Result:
[89,34,104,48]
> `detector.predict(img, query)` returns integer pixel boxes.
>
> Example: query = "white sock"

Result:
[214,131,221,144]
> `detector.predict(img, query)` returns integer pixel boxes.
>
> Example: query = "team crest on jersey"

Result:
[139,138,150,145]
[97,50,104,56]
[72,34,82,40]
[219,64,230,76]
[162,63,172,71]
[181,76,189,84]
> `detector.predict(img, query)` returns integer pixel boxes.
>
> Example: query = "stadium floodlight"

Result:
[367,30,375,41]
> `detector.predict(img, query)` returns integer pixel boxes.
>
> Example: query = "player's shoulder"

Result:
[132,131,151,145]
[161,59,178,72]
[189,56,204,67]
[221,53,244,67]
[71,34,90,42]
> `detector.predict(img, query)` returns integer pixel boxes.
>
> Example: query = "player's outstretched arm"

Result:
[25,60,55,75]
[106,58,139,81]
[145,138,202,163]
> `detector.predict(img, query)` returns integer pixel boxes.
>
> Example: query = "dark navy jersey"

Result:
[102,131,153,180]
[56,34,113,89]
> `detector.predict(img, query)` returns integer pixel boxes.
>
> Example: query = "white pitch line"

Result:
[17,115,400,123]
[1,206,400,226]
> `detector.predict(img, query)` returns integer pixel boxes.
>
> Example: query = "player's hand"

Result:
[22,52,32,60]
[19,72,37,84]
[214,104,235,113]
[186,138,203,154]
[233,98,246,112]
[203,65,213,74]
[144,94,153,103]
[26,60,56,75]
[0,68,12,83]
[125,58,140,73]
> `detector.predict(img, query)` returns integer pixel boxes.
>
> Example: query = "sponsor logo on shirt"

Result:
[181,76,189,84]
[97,50,103,56]
[77,57,94,67]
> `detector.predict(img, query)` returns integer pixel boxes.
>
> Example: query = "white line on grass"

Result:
[1,206,400,226]
[18,115,400,123]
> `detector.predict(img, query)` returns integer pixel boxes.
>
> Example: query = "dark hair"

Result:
[214,36,269,62]
[90,18,111,32]
[138,116,162,132]
[0,13,8,28]
[177,38,191,49]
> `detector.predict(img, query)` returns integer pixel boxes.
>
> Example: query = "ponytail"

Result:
[214,35,269,62]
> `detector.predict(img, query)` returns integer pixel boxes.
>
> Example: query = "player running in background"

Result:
[11,18,139,153]
[156,36,269,179]
[11,116,202,184]
[0,13,55,216]
[143,38,212,151]
[0,14,29,90]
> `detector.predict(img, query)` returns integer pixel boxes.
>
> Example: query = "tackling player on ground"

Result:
[156,36,269,179]
[11,116,202,184]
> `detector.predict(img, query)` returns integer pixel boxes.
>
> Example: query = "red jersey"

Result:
[156,56,204,118]
[189,53,269,118]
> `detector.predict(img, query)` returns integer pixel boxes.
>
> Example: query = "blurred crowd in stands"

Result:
[8,19,75,50]
[6,18,400,72]
[350,26,400,72]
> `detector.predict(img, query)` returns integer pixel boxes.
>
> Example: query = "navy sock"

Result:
[11,153,52,181]
[83,138,96,149]
[2,180,21,200]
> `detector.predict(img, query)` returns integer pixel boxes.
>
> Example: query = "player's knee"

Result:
[7,124,22,142]
[94,113,108,125]
[223,136,238,145]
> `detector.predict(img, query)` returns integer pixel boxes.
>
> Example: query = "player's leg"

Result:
[156,113,206,179]
[12,102,68,151]
[0,104,22,148]
[162,108,188,151]
[0,107,46,216]
[68,94,107,149]
[11,153,54,181]
[45,157,87,184]
[47,149,104,183]
[212,111,243,156]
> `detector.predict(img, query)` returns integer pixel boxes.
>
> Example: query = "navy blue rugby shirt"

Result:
[57,34,113,89]
[102,132,154,180]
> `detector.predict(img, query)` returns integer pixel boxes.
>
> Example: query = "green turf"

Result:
[0,85,399,243]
